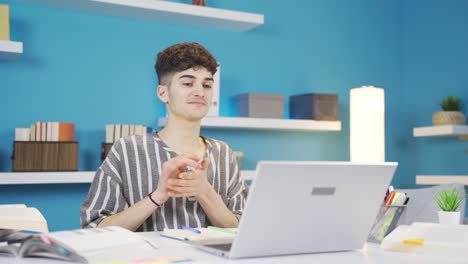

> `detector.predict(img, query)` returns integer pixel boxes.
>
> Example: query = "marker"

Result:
[182,226,201,234]
[185,158,203,173]
[208,226,237,234]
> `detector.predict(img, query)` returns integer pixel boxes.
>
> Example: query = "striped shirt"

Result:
[80,133,248,231]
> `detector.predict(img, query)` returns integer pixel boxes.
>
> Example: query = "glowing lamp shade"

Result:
[350,86,385,162]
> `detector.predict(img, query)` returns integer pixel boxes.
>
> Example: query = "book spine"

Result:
[105,124,114,144]
[0,4,10,41]
[58,123,75,142]
[15,128,30,142]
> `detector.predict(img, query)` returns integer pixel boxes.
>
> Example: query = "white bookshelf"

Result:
[0,171,95,185]
[413,125,468,140]
[0,170,255,184]
[0,40,23,60]
[17,0,264,31]
[159,117,342,132]
[416,175,468,186]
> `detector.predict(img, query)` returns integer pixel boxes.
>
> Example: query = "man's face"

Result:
[163,67,214,121]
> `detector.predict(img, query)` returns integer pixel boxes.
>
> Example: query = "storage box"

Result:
[12,142,79,171]
[289,93,338,120]
[236,93,284,118]
[101,143,113,164]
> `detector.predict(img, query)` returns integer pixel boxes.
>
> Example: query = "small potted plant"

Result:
[432,96,466,126]
[435,188,463,225]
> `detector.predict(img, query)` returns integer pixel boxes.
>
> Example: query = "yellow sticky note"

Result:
[403,238,424,245]
[0,4,10,40]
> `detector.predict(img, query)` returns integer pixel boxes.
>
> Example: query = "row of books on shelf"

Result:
[14,123,155,143]
[15,122,75,142]
[105,124,154,143]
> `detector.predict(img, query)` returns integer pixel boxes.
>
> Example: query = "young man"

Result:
[80,42,248,232]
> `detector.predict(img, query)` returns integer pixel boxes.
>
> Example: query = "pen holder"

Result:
[367,205,406,244]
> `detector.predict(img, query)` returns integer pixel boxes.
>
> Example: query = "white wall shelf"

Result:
[17,0,264,32]
[416,175,468,186]
[413,125,468,140]
[0,170,255,185]
[0,40,23,60]
[159,117,342,132]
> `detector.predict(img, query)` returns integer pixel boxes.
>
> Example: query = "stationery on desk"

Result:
[368,186,410,243]
[161,226,237,241]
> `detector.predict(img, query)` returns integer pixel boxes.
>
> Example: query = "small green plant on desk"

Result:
[435,188,463,212]
[435,188,465,225]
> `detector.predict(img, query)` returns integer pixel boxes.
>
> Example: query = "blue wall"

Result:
[0,0,466,231]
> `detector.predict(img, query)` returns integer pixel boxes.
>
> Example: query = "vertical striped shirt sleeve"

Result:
[225,145,249,220]
[80,140,128,228]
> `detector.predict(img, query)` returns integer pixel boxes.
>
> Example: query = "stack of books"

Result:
[101,124,153,164]
[13,122,78,172]
[105,124,153,144]
[15,122,75,142]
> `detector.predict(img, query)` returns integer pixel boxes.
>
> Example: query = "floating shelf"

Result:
[413,125,468,140]
[0,170,255,185]
[0,40,23,60]
[17,0,264,31]
[416,175,468,186]
[159,117,342,132]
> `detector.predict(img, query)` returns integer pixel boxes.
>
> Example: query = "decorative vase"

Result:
[438,211,461,225]
[432,111,466,126]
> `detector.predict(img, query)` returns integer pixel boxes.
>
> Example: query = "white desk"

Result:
[2,232,467,264]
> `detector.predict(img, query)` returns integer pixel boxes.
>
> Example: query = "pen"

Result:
[182,225,201,234]
[185,158,204,173]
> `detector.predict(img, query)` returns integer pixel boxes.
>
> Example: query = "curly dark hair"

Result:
[155,42,218,86]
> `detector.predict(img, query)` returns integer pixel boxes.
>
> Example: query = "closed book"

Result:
[0,4,10,41]
[41,122,46,142]
[114,124,121,142]
[105,124,114,143]
[161,227,236,241]
[29,124,36,141]
[122,124,129,138]
[15,128,30,142]
[58,123,75,142]
[50,122,59,142]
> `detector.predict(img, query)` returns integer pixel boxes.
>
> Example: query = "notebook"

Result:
[161,227,237,241]
[190,161,398,259]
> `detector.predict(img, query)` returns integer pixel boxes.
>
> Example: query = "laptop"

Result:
[191,161,397,259]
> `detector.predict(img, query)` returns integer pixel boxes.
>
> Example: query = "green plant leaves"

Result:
[439,96,462,111]
[435,188,463,212]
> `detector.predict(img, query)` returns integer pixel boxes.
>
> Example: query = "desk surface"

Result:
[2,232,467,264]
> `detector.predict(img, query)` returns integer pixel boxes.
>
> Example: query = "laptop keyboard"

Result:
[205,243,232,251]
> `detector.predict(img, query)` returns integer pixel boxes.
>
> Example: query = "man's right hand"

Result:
[151,153,202,205]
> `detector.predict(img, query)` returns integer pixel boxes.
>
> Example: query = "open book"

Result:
[0,226,159,263]
[0,204,48,233]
